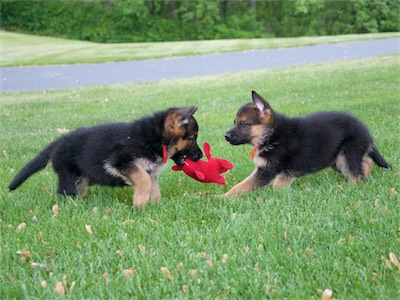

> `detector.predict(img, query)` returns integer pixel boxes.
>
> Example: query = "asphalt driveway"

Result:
[1,38,399,92]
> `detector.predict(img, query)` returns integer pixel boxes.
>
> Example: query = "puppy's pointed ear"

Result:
[252,91,272,116]
[164,106,198,136]
[178,106,197,125]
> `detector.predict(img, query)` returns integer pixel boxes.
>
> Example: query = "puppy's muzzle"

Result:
[224,131,235,143]
[189,151,203,162]
[225,130,242,145]
[225,129,248,145]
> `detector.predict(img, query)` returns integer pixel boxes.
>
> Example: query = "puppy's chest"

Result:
[134,157,165,176]
[104,156,165,184]
[255,148,304,177]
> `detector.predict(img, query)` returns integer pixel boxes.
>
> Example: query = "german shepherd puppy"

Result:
[224,91,390,196]
[9,106,203,208]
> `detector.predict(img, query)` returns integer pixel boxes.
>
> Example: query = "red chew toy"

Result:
[172,142,233,184]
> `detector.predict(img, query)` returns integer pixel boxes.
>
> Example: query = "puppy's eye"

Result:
[239,121,250,128]
[187,136,196,144]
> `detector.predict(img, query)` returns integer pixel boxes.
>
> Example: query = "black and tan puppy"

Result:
[224,91,390,196]
[9,106,202,208]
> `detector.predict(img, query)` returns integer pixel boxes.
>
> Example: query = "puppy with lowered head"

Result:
[9,107,203,208]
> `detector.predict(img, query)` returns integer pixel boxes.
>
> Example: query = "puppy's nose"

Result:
[195,151,203,161]
[225,131,234,142]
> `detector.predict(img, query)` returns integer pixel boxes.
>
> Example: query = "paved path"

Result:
[1,38,399,92]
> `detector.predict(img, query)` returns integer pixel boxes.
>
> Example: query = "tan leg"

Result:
[362,156,373,177]
[150,175,161,202]
[76,177,90,197]
[129,169,152,208]
[335,152,359,184]
[273,173,294,190]
[224,170,257,197]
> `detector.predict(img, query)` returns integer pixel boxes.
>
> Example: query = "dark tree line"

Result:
[1,0,398,43]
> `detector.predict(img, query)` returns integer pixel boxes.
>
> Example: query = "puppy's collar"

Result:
[250,147,259,160]
[162,144,168,164]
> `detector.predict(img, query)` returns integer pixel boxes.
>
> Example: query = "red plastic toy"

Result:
[172,142,233,184]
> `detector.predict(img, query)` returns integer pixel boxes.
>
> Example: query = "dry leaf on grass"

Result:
[85,224,93,235]
[389,252,400,271]
[222,254,228,264]
[103,272,110,286]
[3,150,9,159]
[265,271,271,281]
[52,205,59,217]
[337,237,345,245]
[55,275,75,295]
[253,263,260,272]
[122,268,136,279]
[62,275,67,290]
[38,231,46,244]
[69,281,76,294]
[122,219,135,225]
[177,262,183,272]
[188,269,197,279]
[160,267,173,281]
[197,252,208,258]
[16,250,32,261]
[138,244,146,252]
[57,127,69,134]
[16,223,26,231]
[321,289,332,300]
[382,256,393,270]
[54,281,65,296]
[182,285,189,292]
[284,230,288,241]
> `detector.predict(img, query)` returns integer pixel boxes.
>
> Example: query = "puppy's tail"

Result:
[9,142,56,191]
[369,146,391,169]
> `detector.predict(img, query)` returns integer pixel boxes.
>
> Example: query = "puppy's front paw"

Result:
[223,188,239,198]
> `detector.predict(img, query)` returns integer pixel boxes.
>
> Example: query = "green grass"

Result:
[1,55,399,299]
[1,31,399,67]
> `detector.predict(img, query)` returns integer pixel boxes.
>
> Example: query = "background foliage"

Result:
[1,0,399,43]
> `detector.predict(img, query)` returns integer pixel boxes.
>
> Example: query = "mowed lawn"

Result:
[1,31,399,66]
[1,54,399,298]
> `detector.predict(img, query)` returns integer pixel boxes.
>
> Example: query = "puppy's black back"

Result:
[267,111,375,175]
[55,114,168,186]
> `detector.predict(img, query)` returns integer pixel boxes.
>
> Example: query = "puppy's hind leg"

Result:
[76,177,91,197]
[336,142,369,183]
[273,173,294,190]
[361,156,373,177]
[129,169,152,208]
[55,168,80,196]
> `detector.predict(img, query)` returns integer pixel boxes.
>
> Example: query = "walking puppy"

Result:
[9,106,203,208]
[224,91,390,196]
